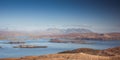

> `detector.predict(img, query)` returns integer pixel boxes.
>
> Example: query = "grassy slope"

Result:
[0,46,120,60]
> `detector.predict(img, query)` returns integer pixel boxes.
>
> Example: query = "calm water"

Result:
[0,39,120,58]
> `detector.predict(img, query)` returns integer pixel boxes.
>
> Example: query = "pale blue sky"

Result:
[0,0,120,33]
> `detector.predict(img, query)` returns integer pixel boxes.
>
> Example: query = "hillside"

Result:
[0,28,120,40]
[59,46,120,56]
[0,46,120,60]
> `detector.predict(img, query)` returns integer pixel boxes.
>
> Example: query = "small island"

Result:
[49,39,94,44]
[13,45,47,48]
[5,41,25,44]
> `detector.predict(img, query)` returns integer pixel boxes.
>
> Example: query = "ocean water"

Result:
[0,39,120,58]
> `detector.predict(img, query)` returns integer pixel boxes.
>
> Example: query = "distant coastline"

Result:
[0,31,120,40]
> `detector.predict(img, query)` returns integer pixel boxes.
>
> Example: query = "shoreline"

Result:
[0,46,120,60]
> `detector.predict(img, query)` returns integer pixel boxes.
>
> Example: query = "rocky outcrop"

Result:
[13,45,47,48]
[101,46,120,56]
[59,46,120,56]
[59,48,101,55]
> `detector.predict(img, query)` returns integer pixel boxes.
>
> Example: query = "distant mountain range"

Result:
[63,28,93,33]
[45,28,93,34]
[0,28,93,38]
[0,28,120,40]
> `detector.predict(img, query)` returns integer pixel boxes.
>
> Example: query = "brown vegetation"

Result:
[0,46,120,60]
[59,46,120,56]
[0,53,120,60]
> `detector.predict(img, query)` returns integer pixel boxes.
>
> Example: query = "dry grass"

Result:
[0,53,120,60]
[1,47,120,60]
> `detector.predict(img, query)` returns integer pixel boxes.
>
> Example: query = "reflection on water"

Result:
[0,39,120,58]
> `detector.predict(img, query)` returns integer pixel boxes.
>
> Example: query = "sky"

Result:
[0,0,120,33]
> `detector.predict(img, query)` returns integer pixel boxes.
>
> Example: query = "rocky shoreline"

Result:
[0,46,120,60]
[49,38,94,44]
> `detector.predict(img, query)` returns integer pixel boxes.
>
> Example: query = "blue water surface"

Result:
[0,39,120,58]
